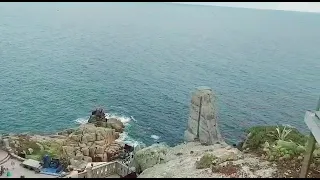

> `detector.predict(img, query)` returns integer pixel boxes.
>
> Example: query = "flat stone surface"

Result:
[0,149,9,163]
[0,158,55,178]
[22,159,41,169]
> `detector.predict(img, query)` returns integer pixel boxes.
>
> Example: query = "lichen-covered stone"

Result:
[184,87,223,145]
[134,143,169,172]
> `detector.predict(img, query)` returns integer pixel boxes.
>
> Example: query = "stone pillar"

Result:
[184,87,223,145]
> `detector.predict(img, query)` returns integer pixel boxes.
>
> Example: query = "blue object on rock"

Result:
[43,154,51,168]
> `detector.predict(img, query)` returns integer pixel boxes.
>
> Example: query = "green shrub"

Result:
[195,153,217,169]
[245,126,307,150]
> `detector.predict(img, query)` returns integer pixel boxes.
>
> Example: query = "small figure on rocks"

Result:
[6,170,12,177]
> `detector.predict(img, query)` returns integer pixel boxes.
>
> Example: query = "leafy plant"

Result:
[245,126,307,150]
[195,153,217,169]
[275,125,292,141]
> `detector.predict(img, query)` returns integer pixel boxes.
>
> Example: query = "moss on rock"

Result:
[195,153,217,169]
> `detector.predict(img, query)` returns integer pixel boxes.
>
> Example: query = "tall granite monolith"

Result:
[184,87,223,145]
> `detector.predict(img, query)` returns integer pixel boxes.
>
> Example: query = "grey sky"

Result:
[172,2,320,13]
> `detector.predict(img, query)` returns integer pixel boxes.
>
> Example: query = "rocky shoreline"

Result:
[1,87,320,178]
[0,108,129,173]
[130,87,320,178]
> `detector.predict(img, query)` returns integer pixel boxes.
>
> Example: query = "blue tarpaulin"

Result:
[40,167,62,176]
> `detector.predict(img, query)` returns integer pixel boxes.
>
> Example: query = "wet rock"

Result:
[107,118,125,133]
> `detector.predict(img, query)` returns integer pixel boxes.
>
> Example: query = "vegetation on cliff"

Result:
[244,126,307,151]
[243,125,320,178]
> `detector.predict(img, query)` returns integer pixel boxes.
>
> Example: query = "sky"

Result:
[172,2,320,13]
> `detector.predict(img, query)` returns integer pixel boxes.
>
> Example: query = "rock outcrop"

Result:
[107,118,125,133]
[184,87,223,145]
[137,142,277,178]
[88,108,125,133]
[133,143,169,173]
[60,124,123,170]
[88,108,108,127]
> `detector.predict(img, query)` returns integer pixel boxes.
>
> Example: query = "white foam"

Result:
[74,113,132,126]
[105,113,131,125]
[130,116,137,122]
[115,131,145,148]
[74,116,90,124]
[151,135,160,140]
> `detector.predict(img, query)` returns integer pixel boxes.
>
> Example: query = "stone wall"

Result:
[184,87,223,145]
[64,161,131,178]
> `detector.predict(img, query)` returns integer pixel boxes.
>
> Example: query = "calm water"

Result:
[0,2,320,146]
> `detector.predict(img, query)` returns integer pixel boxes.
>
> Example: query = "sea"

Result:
[0,2,319,147]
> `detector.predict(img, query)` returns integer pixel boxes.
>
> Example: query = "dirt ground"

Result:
[249,151,320,178]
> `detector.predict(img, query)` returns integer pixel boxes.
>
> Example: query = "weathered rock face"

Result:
[137,142,276,178]
[88,108,108,127]
[107,118,125,133]
[61,124,123,170]
[133,143,169,172]
[184,87,223,145]
[87,108,125,133]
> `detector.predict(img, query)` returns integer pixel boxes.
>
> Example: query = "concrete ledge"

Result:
[10,152,26,162]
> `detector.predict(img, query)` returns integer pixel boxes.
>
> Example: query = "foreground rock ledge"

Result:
[136,142,276,178]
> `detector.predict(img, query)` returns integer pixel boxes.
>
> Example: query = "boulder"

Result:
[79,143,86,148]
[105,143,122,161]
[83,156,92,162]
[107,118,125,133]
[95,140,105,146]
[89,147,96,157]
[63,146,76,157]
[86,133,96,142]
[88,108,108,127]
[70,134,81,142]
[133,143,169,172]
[75,152,84,161]
[82,148,89,156]
[115,132,120,139]
[69,158,87,171]
[96,145,105,154]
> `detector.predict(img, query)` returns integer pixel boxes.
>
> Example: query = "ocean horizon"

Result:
[0,2,319,146]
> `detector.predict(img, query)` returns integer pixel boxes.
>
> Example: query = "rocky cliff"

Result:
[132,87,277,178]
[135,142,276,178]
[87,108,125,133]
[61,124,123,170]
[5,108,126,172]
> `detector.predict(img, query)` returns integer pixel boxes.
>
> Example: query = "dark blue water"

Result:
[0,2,319,146]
